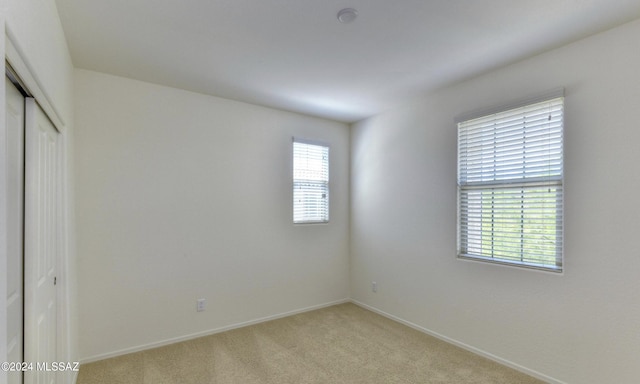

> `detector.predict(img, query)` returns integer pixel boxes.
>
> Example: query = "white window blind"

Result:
[293,140,329,224]
[457,95,564,272]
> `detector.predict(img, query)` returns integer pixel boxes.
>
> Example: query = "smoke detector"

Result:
[337,8,358,23]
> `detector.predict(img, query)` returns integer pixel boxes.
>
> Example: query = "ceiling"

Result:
[55,0,640,123]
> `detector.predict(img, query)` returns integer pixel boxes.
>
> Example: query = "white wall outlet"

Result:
[196,298,206,312]
[372,281,377,293]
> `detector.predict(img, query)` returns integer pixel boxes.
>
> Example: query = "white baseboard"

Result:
[80,298,350,364]
[350,300,565,384]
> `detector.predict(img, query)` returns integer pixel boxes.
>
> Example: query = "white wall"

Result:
[1,1,76,383]
[74,69,350,361]
[351,18,640,384]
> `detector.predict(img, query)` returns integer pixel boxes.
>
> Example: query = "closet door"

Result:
[5,77,25,384]
[24,98,60,384]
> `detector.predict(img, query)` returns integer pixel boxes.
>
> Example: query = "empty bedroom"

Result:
[2,1,640,384]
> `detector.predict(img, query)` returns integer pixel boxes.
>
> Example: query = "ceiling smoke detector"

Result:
[337,8,358,23]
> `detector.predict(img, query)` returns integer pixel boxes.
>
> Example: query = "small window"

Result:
[457,93,564,272]
[293,139,329,224]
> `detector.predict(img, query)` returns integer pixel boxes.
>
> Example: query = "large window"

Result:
[293,139,329,224]
[457,93,564,272]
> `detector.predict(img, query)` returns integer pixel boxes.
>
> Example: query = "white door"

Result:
[24,98,60,384]
[5,77,25,384]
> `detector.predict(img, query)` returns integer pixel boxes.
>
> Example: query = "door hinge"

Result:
[54,276,57,286]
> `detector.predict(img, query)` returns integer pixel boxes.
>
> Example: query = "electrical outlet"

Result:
[196,298,206,312]
[372,281,377,293]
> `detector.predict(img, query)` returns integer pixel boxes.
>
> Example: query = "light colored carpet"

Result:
[76,303,544,384]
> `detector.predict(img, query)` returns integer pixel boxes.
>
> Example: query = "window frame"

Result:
[455,89,565,273]
[292,138,330,224]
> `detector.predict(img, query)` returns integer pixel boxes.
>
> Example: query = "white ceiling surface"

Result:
[55,0,640,123]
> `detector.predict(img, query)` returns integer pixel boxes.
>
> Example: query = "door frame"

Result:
[2,31,73,383]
